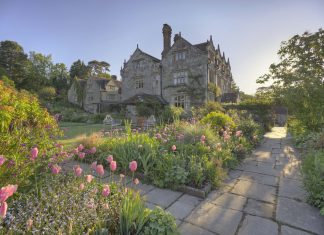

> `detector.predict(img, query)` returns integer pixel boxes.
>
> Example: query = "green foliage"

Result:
[301,150,324,215]
[158,105,185,123]
[0,75,15,87]
[99,133,159,177]
[38,86,56,101]
[208,83,222,97]
[258,29,324,131]
[141,207,179,235]
[186,155,207,188]
[192,101,224,119]
[88,60,111,78]
[201,111,236,131]
[69,59,89,80]
[0,81,61,189]
[0,40,29,88]
[238,118,263,145]
[119,190,150,235]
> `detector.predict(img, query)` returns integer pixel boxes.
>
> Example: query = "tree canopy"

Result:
[257,29,324,130]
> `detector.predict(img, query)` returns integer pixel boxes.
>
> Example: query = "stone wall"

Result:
[121,49,161,101]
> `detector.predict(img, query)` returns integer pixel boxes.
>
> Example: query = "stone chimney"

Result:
[162,24,172,58]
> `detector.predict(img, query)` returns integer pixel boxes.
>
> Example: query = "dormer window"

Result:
[175,51,186,61]
[173,71,188,85]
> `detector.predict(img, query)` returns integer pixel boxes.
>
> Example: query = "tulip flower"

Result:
[91,161,97,170]
[96,164,105,177]
[0,201,8,218]
[74,165,83,177]
[30,147,38,161]
[79,183,85,190]
[51,164,61,175]
[0,156,5,166]
[102,185,110,197]
[78,152,85,159]
[77,144,84,152]
[106,155,113,163]
[129,161,137,172]
[133,178,140,185]
[110,161,117,172]
[171,145,177,151]
[0,184,18,203]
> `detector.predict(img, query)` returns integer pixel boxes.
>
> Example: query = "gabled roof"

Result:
[194,42,209,52]
[109,79,122,88]
[137,48,161,63]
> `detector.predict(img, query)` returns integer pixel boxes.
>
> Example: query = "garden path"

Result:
[61,127,324,235]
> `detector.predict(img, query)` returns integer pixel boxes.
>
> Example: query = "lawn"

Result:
[58,122,121,148]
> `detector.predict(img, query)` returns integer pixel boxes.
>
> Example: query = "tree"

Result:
[0,40,28,88]
[23,51,53,90]
[69,59,89,80]
[50,63,70,92]
[257,29,324,130]
[87,60,110,78]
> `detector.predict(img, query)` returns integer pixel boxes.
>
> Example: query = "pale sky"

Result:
[1,0,323,94]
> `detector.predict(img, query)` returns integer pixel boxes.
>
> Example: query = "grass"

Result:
[58,122,119,149]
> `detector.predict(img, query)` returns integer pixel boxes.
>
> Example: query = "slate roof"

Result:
[194,42,209,52]
[138,49,161,63]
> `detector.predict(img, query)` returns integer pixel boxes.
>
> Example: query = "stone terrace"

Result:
[62,127,324,235]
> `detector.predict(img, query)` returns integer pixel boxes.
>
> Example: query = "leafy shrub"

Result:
[99,133,159,176]
[159,105,185,123]
[2,174,124,234]
[192,101,224,119]
[141,207,179,235]
[288,117,308,139]
[0,81,61,189]
[301,150,324,215]
[238,119,263,145]
[38,86,56,101]
[186,155,207,188]
[201,111,236,131]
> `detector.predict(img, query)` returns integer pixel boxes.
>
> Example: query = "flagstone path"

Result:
[62,127,324,235]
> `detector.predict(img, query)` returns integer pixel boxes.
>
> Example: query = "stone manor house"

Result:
[68,24,237,113]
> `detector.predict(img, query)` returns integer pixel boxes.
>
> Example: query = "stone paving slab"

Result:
[236,170,279,186]
[281,225,312,235]
[209,193,247,211]
[237,215,278,235]
[278,177,307,202]
[185,202,242,235]
[127,181,155,196]
[167,194,202,220]
[179,222,215,235]
[144,188,182,209]
[236,160,282,177]
[231,180,276,203]
[276,197,324,235]
[243,198,274,219]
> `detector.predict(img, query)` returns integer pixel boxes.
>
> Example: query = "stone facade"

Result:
[68,76,121,113]
[120,48,161,101]
[120,24,236,110]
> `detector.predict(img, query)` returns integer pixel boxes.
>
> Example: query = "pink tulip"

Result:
[235,130,242,137]
[0,184,18,203]
[133,178,140,185]
[26,218,33,230]
[90,147,96,154]
[96,164,105,177]
[0,202,8,218]
[30,147,38,161]
[51,164,61,175]
[74,165,83,177]
[129,161,137,172]
[73,148,79,154]
[78,152,85,159]
[200,135,206,142]
[0,156,5,166]
[110,161,117,172]
[79,183,85,190]
[91,161,97,170]
[103,203,109,209]
[77,144,84,152]
[86,174,94,183]
[102,185,110,197]
[171,145,177,151]
[106,155,113,163]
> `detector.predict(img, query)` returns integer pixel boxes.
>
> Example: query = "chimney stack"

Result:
[162,24,172,58]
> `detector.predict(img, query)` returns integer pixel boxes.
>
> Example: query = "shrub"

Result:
[141,207,179,235]
[301,150,324,215]
[192,101,224,119]
[238,119,263,145]
[201,111,236,131]
[2,174,124,234]
[0,81,61,189]
[38,86,56,101]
